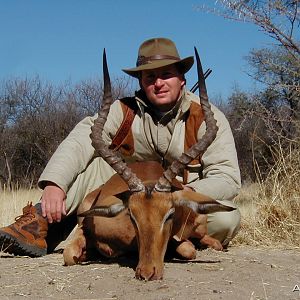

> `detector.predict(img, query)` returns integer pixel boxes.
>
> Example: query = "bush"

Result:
[0,76,136,188]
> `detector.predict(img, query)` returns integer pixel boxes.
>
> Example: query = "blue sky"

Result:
[0,0,270,99]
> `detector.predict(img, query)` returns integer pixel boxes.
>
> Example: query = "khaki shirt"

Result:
[39,88,241,201]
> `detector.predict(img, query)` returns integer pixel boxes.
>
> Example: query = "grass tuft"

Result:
[234,144,300,248]
[0,185,41,227]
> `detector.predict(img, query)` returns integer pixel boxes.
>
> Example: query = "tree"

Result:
[204,1,300,55]
[246,47,300,122]
[0,75,136,188]
[200,1,300,181]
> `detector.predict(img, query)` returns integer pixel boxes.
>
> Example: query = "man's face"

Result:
[140,65,185,112]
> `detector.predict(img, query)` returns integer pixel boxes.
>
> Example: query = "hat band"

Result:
[136,55,180,67]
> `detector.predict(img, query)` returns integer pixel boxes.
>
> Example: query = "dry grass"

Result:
[0,145,299,249]
[0,186,41,227]
[233,145,300,248]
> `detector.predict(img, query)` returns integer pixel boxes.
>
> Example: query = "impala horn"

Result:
[90,49,145,192]
[155,47,218,192]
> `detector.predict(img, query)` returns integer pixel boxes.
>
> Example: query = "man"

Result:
[0,37,241,257]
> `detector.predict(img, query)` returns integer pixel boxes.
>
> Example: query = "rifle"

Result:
[190,68,212,93]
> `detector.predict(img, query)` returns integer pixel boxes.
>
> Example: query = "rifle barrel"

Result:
[190,69,212,93]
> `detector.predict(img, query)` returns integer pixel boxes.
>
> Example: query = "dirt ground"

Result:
[0,245,299,300]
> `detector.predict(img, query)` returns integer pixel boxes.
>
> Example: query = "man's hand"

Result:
[41,182,67,223]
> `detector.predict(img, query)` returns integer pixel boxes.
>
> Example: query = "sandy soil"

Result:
[0,245,299,300]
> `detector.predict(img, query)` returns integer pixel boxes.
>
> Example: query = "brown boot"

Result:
[0,202,48,257]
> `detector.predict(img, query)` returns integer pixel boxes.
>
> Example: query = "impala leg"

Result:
[171,207,197,259]
[63,226,87,265]
[173,237,196,260]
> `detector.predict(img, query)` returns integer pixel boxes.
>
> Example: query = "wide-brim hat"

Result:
[122,38,194,78]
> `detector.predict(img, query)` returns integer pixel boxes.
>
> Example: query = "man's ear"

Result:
[181,74,186,87]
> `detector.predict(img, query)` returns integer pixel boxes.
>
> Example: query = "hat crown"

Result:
[122,37,194,77]
[138,38,180,61]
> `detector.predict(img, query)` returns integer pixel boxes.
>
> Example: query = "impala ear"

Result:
[174,199,236,214]
[172,190,236,214]
[78,203,126,218]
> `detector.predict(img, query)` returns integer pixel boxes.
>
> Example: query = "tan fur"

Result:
[63,226,86,266]
[63,161,225,280]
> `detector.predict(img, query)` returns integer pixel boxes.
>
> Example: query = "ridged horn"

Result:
[90,49,145,192]
[155,47,218,192]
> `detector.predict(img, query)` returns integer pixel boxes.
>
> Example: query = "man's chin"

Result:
[155,102,176,112]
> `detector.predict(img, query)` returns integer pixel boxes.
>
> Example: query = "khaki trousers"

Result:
[65,157,241,246]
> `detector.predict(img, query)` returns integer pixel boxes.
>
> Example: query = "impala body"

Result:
[63,49,235,280]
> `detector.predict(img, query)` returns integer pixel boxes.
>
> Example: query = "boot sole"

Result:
[0,231,47,257]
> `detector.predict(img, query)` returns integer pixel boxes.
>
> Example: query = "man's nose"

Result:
[154,77,164,87]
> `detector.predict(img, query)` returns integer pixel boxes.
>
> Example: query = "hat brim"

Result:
[122,56,194,78]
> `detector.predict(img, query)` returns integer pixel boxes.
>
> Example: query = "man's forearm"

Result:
[187,175,241,201]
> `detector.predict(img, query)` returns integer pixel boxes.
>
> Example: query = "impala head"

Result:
[128,188,174,280]
[83,46,232,280]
